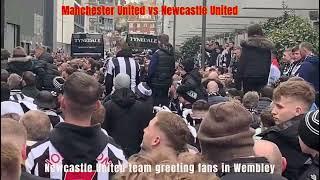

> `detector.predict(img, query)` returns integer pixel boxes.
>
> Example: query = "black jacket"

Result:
[21,85,40,99]
[32,60,59,91]
[298,155,319,180]
[179,69,207,101]
[148,44,175,88]
[102,88,152,158]
[238,37,274,80]
[258,115,309,180]
[7,57,33,76]
[218,157,287,180]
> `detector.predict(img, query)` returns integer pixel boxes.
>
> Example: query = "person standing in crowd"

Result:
[298,110,319,180]
[105,40,140,95]
[1,118,50,180]
[34,46,54,64]
[8,73,34,103]
[32,47,60,91]
[254,140,287,175]
[6,47,33,76]
[148,34,175,106]
[1,140,22,180]
[242,91,261,129]
[135,82,154,113]
[290,46,303,76]
[258,80,315,180]
[198,101,286,179]
[203,79,228,106]
[268,57,281,86]
[21,71,40,99]
[1,69,9,82]
[103,73,153,158]
[1,48,10,70]
[26,72,127,179]
[226,41,234,68]
[20,110,51,147]
[141,111,190,157]
[298,42,319,92]
[228,46,241,79]
[190,100,209,131]
[257,85,273,114]
[176,58,207,102]
[33,90,64,128]
[281,48,294,76]
[237,24,274,93]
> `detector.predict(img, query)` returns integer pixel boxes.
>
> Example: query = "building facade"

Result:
[128,14,157,35]
[2,0,56,53]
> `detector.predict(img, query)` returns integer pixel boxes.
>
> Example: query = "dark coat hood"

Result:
[111,88,136,107]
[241,36,274,50]
[49,123,108,165]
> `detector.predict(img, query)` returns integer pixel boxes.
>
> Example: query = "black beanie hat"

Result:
[176,86,198,104]
[299,110,319,150]
[180,58,194,72]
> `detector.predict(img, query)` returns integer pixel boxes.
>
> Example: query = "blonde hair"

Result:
[1,140,22,180]
[20,110,51,141]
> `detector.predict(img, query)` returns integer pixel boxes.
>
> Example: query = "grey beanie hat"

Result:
[114,73,130,90]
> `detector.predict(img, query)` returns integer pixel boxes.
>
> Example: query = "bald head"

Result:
[207,80,219,94]
[253,140,283,175]
[1,118,27,150]
[207,71,219,80]
[20,110,51,141]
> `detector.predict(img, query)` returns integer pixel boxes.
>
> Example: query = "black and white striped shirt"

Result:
[10,90,34,104]
[105,57,140,92]
[26,125,127,179]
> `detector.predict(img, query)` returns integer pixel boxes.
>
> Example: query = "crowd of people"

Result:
[1,24,319,180]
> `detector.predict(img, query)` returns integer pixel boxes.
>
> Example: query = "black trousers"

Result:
[152,86,170,107]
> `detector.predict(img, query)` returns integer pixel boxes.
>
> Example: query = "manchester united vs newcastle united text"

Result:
[62,5,239,16]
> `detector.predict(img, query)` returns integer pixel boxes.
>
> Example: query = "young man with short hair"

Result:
[259,80,315,180]
[289,46,303,76]
[141,111,190,157]
[26,72,127,179]
[1,118,49,180]
[1,140,22,180]
[20,110,51,146]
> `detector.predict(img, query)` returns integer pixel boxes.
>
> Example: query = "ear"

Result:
[60,96,66,110]
[281,157,287,173]
[152,136,160,147]
[22,144,27,160]
[95,101,101,111]
[295,106,303,116]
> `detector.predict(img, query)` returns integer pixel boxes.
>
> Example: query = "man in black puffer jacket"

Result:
[176,58,207,102]
[102,74,153,158]
[148,34,175,106]
[31,47,59,91]
[238,24,274,93]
